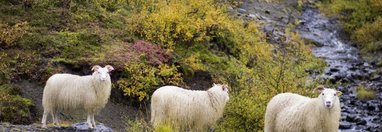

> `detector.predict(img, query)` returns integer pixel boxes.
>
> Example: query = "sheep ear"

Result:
[222,85,229,92]
[105,65,114,72]
[336,91,342,96]
[315,85,325,93]
[91,65,101,71]
[213,83,217,87]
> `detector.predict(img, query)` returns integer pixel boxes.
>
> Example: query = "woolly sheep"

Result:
[150,84,230,131]
[41,65,114,129]
[264,85,342,132]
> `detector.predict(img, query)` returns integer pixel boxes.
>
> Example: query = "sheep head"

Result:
[315,85,342,109]
[212,83,230,102]
[92,65,114,81]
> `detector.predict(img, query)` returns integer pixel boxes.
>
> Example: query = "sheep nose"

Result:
[325,101,331,107]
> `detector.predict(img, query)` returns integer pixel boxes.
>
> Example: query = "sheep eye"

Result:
[322,93,324,95]
[334,93,337,96]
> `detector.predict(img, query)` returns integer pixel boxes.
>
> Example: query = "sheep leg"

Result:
[54,112,61,127]
[87,114,94,129]
[91,114,96,128]
[51,112,57,127]
[41,110,48,128]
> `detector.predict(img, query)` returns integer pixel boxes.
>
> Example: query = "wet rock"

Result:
[349,66,357,71]
[298,20,305,25]
[371,75,381,81]
[0,122,114,132]
[248,14,257,19]
[330,68,340,72]
[366,103,376,111]
[227,6,234,13]
[72,122,112,132]
[346,114,356,122]
[356,119,367,125]
[364,62,371,67]
[281,16,290,24]
[263,24,274,33]
[339,122,352,129]
[237,8,247,14]
[265,10,270,14]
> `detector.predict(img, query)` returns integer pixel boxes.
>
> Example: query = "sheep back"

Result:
[151,85,228,131]
[42,73,111,113]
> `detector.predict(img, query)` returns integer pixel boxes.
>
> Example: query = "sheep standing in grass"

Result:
[264,85,342,132]
[150,84,229,131]
[41,65,114,129]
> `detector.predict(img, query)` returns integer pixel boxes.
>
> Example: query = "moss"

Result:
[0,84,34,124]
[357,86,376,100]
[125,118,152,132]
[0,84,22,95]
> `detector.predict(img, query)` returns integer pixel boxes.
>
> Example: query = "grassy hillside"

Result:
[0,0,324,131]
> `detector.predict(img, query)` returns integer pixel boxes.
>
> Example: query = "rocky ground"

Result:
[235,0,382,131]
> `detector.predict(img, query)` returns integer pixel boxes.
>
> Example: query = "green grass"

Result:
[357,86,376,100]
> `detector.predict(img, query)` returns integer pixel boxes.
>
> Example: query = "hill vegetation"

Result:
[0,0,324,131]
[318,0,382,62]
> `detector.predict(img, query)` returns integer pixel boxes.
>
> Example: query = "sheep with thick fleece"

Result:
[41,65,114,129]
[150,84,229,131]
[264,85,342,132]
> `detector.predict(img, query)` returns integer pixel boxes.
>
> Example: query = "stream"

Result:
[296,6,382,132]
[235,0,382,131]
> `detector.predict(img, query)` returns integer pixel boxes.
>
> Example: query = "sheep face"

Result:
[212,83,230,102]
[91,65,114,81]
[316,86,342,109]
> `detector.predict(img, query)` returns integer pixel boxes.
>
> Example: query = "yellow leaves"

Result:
[117,63,183,101]
[183,54,206,71]
[0,22,29,47]
[126,0,231,50]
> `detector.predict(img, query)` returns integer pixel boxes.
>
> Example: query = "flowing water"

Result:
[297,6,382,132]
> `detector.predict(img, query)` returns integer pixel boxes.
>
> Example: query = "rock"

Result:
[356,119,367,125]
[367,103,376,111]
[265,10,270,14]
[298,20,306,25]
[248,14,257,19]
[349,66,357,71]
[364,62,370,67]
[0,122,113,132]
[346,114,356,122]
[72,122,112,132]
[281,16,290,24]
[263,24,274,33]
[339,122,352,129]
[371,75,381,81]
[237,8,247,14]
[330,68,340,72]
[227,6,234,13]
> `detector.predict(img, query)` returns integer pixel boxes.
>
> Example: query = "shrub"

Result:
[0,22,29,48]
[357,86,376,100]
[117,63,183,102]
[0,84,34,124]
[319,0,382,57]
[110,40,182,102]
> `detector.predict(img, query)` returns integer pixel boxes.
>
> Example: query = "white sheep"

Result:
[264,85,342,132]
[150,83,230,131]
[41,65,114,129]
